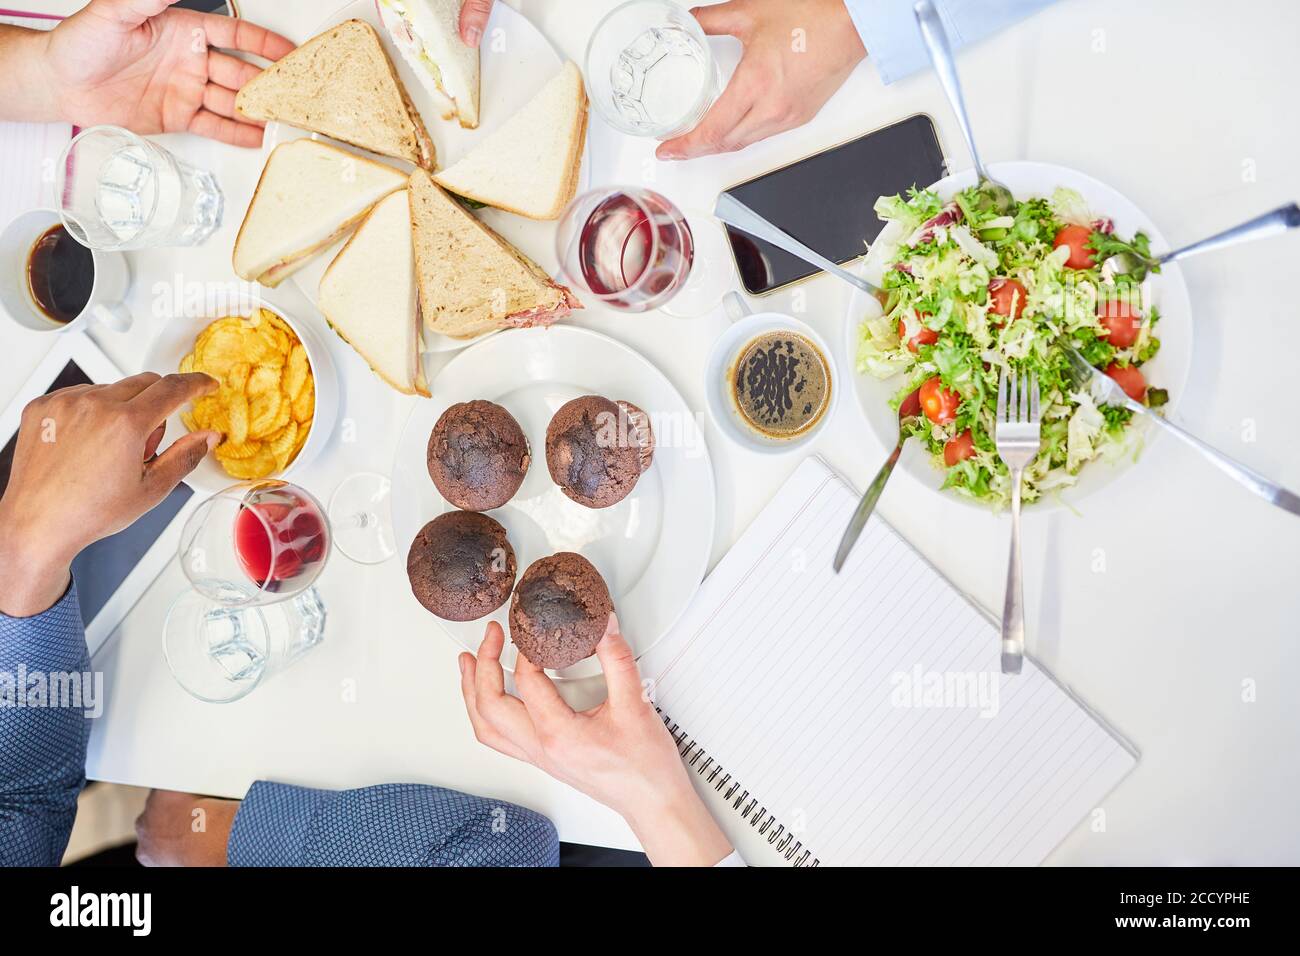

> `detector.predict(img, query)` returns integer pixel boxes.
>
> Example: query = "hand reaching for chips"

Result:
[179,309,315,479]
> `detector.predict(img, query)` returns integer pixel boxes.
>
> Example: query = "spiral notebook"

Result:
[640,457,1137,866]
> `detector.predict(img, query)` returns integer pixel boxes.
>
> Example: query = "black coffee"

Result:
[731,331,831,439]
[27,224,94,325]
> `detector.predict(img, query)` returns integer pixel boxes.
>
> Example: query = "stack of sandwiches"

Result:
[231,8,589,397]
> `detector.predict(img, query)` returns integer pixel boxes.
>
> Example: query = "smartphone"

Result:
[722,114,946,296]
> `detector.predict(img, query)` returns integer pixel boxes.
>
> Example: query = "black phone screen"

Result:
[722,114,946,295]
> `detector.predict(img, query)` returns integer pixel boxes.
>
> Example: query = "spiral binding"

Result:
[657,708,820,867]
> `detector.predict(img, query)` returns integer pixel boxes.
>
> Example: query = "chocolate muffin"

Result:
[427,400,530,511]
[544,396,655,509]
[509,553,614,670]
[407,511,517,622]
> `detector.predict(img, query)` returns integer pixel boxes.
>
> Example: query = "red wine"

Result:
[234,487,328,591]
[577,190,694,311]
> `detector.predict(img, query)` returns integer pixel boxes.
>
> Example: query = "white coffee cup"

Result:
[0,208,132,334]
[704,292,839,453]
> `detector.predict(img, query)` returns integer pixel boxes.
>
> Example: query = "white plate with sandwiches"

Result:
[391,325,717,681]
[233,0,590,356]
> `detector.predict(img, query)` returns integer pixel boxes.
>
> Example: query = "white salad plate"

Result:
[842,160,1194,512]
[391,325,716,680]
[262,0,592,353]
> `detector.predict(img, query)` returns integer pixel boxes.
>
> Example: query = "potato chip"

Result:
[283,345,309,400]
[179,353,195,375]
[248,389,283,438]
[180,410,198,432]
[268,421,299,471]
[290,420,310,461]
[214,439,261,461]
[246,364,278,396]
[292,379,315,424]
[221,446,278,480]
[191,395,228,434]
[227,391,250,446]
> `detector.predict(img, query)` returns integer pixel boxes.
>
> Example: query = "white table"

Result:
[5,0,1299,865]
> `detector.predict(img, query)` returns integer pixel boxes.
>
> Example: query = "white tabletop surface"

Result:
[5,0,1299,865]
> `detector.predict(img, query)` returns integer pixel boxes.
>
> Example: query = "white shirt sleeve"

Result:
[843,0,1059,85]
[713,849,747,867]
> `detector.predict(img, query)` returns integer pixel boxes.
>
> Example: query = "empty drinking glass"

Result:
[585,0,721,140]
[163,481,330,703]
[56,125,223,251]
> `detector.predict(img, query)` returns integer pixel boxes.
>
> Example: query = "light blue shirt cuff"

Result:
[845,0,1058,85]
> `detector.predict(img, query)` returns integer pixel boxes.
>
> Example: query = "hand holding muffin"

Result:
[459,615,734,867]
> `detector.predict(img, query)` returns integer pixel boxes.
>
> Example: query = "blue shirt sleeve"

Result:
[228,781,560,867]
[0,583,91,867]
[845,0,1058,85]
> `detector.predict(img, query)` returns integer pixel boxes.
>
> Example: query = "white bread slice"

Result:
[432,61,588,220]
[408,168,581,339]
[318,190,430,397]
[235,19,436,169]
[233,140,408,287]
[377,0,480,129]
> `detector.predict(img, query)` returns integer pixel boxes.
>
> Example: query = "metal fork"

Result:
[1061,347,1300,516]
[995,369,1041,675]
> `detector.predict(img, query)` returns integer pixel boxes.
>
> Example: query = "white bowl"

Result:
[841,160,1193,512]
[142,295,338,496]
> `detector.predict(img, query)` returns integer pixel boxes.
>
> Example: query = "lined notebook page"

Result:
[641,457,1136,866]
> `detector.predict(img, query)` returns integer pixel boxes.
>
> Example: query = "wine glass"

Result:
[328,471,397,564]
[554,186,731,317]
[163,480,330,703]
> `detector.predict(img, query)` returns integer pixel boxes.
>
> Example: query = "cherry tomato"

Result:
[1096,298,1142,349]
[898,311,939,352]
[899,388,922,420]
[1105,363,1146,402]
[919,375,961,424]
[944,429,976,466]
[1054,224,1096,270]
[988,278,1027,322]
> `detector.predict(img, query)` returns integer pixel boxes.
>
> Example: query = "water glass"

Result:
[56,125,223,251]
[585,0,721,139]
[163,481,330,703]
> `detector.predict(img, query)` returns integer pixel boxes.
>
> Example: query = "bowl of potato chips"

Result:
[145,299,337,493]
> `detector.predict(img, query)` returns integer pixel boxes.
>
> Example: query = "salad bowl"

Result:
[842,160,1193,513]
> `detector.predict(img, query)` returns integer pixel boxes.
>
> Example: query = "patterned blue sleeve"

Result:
[228,781,560,867]
[844,0,1058,84]
[0,583,91,867]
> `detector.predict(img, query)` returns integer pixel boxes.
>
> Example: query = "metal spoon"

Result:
[833,389,922,572]
[713,192,882,298]
[913,0,1015,215]
[1110,202,1300,275]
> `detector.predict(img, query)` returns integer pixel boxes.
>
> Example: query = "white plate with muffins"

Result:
[392,325,716,680]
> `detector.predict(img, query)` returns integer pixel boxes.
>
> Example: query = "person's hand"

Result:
[458,0,495,48]
[460,614,734,866]
[135,790,238,867]
[0,372,218,617]
[658,0,866,160]
[38,0,295,147]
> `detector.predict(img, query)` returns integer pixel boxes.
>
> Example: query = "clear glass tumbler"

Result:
[585,0,721,140]
[56,125,223,251]
[163,481,330,703]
